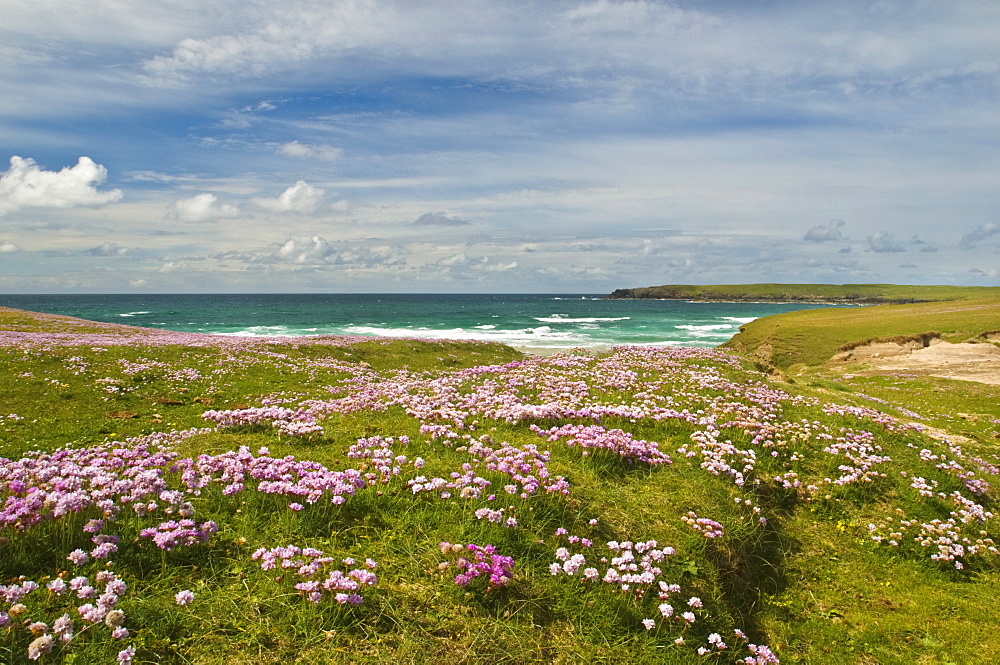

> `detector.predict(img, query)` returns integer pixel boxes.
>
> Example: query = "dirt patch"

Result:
[835,340,1000,385]
[832,338,934,361]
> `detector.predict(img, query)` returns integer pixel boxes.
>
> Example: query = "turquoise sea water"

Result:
[0,294,845,350]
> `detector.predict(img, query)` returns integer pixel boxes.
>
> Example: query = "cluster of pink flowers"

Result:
[466,436,570,497]
[821,403,924,434]
[138,519,218,550]
[2,570,133,661]
[681,512,725,539]
[346,435,411,484]
[531,423,672,466]
[177,445,368,506]
[863,434,1000,569]
[252,545,378,605]
[202,406,324,438]
[438,542,515,591]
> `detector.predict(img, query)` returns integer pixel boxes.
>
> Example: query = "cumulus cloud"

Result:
[86,241,130,257]
[867,231,905,253]
[414,212,470,226]
[273,235,336,263]
[436,252,477,267]
[909,234,939,252]
[227,235,404,269]
[0,240,20,252]
[278,141,343,161]
[158,261,189,273]
[959,222,1000,249]
[171,193,239,222]
[803,219,846,243]
[0,156,122,216]
[252,181,324,214]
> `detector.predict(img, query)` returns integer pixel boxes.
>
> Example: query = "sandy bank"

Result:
[836,339,1000,385]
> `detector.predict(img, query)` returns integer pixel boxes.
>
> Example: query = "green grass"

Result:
[722,296,1000,368]
[0,306,158,335]
[607,283,1000,303]
[3,307,1000,663]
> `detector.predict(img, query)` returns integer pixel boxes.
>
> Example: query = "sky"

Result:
[1,0,999,293]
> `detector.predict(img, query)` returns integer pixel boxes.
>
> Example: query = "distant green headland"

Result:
[605,283,1000,304]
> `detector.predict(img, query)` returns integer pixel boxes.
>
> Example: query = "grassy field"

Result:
[723,297,1000,369]
[2,307,1000,663]
[607,283,1000,304]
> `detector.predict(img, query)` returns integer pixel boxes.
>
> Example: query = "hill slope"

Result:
[722,297,1000,369]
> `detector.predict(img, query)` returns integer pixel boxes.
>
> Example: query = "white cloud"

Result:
[86,241,130,257]
[0,156,122,216]
[803,219,846,243]
[140,2,381,80]
[158,260,189,272]
[867,231,906,253]
[959,222,1000,249]
[437,252,477,267]
[252,181,324,214]
[414,212,470,226]
[278,141,343,161]
[171,193,239,221]
[0,240,21,252]
[273,235,336,264]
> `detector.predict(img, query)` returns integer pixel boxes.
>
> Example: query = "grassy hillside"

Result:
[607,283,1000,304]
[2,308,1000,663]
[723,297,1000,369]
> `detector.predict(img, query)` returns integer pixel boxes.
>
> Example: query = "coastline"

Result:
[604,283,1000,305]
[609,297,868,306]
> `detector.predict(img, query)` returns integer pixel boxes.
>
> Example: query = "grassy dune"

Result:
[2,307,1000,663]
[723,297,1000,369]
[607,283,1000,304]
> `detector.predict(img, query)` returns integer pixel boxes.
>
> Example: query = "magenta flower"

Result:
[174,589,195,606]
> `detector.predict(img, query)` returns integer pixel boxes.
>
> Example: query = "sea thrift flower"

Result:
[175,589,195,605]
[27,634,54,660]
[67,549,90,565]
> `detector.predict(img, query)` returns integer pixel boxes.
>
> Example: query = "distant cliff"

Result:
[605,283,1000,304]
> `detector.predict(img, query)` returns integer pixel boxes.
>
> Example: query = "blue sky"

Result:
[1,0,998,293]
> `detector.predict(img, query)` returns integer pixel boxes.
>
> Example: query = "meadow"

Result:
[2,306,1000,663]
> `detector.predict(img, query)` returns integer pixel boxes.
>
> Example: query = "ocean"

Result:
[0,293,844,350]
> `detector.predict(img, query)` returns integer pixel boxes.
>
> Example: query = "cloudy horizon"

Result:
[1,0,998,293]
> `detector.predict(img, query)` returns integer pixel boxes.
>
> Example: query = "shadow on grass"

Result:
[709,515,794,644]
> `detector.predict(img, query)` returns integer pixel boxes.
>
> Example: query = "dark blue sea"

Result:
[0,294,844,350]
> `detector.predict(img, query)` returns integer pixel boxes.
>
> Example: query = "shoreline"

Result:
[607,297,868,306]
